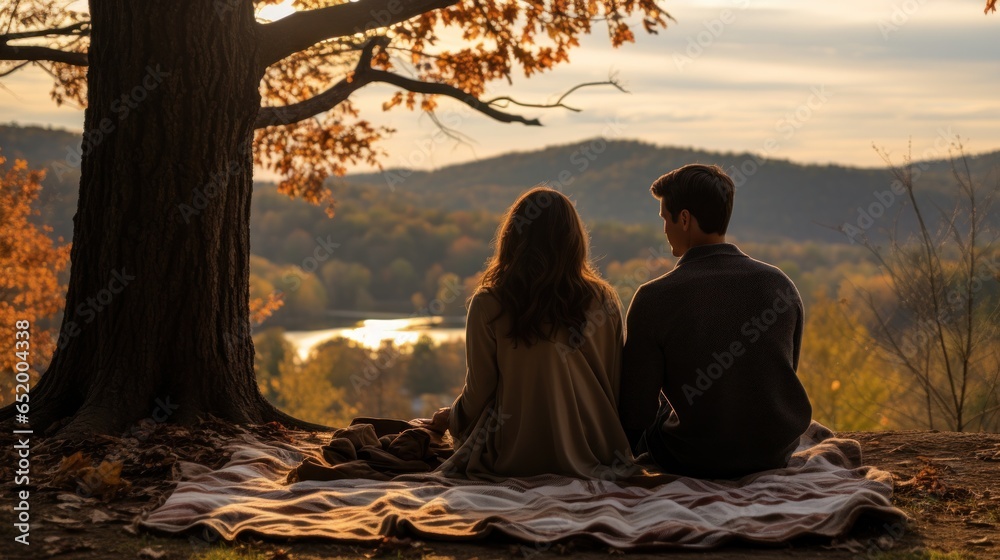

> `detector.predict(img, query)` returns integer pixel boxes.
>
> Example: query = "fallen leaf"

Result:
[43,541,94,555]
[50,451,91,486]
[78,459,130,499]
[112,504,145,515]
[48,451,131,499]
[56,492,90,503]
[137,546,167,559]
[872,534,896,550]
[821,538,867,553]
[43,515,81,525]
[90,509,115,523]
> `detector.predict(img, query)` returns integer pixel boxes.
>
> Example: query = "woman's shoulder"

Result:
[470,287,500,303]
[468,288,503,315]
[588,280,622,313]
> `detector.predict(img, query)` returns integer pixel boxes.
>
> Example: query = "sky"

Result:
[1,0,997,179]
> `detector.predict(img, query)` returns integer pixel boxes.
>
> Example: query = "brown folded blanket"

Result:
[287,417,454,482]
[141,420,908,549]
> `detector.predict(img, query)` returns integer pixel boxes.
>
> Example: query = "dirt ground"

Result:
[1,421,998,560]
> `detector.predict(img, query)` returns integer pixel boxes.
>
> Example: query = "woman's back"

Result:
[447,290,632,479]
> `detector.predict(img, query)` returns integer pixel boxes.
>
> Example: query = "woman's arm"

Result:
[607,291,626,408]
[449,292,501,445]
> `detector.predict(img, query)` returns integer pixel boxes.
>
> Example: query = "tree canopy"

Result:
[1,0,673,211]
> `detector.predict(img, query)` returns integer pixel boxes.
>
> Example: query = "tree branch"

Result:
[255,38,387,129]
[258,0,459,68]
[485,77,629,113]
[3,0,22,36]
[0,21,90,42]
[255,74,372,129]
[0,44,87,65]
[367,69,542,125]
[0,60,29,78]
[256,36,543,129]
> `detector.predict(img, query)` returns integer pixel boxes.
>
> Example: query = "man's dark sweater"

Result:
[619,242,812,479]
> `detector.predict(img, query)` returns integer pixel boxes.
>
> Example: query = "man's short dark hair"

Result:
[650,164,735,235]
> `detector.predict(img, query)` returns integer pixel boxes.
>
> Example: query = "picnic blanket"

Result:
[140,419,908,549]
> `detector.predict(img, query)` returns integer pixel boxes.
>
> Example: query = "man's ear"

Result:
[680,209,691,231]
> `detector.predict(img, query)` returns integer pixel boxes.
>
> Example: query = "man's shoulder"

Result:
[634,268,681,299]
[741,254,799,289]
[636,251,799,295]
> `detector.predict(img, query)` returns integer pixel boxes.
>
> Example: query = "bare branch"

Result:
[0,44,87,65]
[485,77,628,113]
[258,0,459,68]
[0,60,29,78]
[426,109,476,146]
[3,0,22,36]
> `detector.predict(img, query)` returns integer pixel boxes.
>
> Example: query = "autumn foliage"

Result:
[0,150,71,404]
[249,291,285,326]
[250,0,672,209]
[1,0,671,214]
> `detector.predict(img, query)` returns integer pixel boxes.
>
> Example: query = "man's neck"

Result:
[689,235,726,249]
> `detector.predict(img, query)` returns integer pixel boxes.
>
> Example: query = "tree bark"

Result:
[1,0,321,437]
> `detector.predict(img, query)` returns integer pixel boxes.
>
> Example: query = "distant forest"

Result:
[4,124,998,432]
[4,123,997,325]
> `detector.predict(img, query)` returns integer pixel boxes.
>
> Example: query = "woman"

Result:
[429,187,632,479]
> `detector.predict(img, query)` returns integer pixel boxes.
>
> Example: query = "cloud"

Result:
[1,0,996,173]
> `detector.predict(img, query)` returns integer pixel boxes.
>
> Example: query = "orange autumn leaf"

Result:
[250,292,285,326]
[50,451,130,500]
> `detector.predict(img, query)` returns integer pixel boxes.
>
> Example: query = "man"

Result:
[619,164,812,479]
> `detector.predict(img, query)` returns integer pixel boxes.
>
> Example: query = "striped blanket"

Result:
[140,420,907,549]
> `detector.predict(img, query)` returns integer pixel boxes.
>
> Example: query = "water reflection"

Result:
[284,316,465,360]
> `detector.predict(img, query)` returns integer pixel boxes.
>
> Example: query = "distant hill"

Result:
[0,124,82,242]
[341,139,1000,242]
[0,123,81,165]
[3,123,998,245]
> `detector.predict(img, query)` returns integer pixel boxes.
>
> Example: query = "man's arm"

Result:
[790,284,804,371]
[619,287,666,452]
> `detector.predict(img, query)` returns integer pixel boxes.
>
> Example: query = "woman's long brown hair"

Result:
[476,186,617,347]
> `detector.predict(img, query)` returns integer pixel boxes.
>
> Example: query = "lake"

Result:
[283,314,466,360]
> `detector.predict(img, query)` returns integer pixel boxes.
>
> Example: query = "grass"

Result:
[871,551,977,560]
[107,533,182,556]
[190,544,272,560]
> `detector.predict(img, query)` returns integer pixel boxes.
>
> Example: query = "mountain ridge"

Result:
[3,123,997,243]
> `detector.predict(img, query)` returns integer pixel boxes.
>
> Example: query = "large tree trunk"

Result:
[2,0,316,437]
